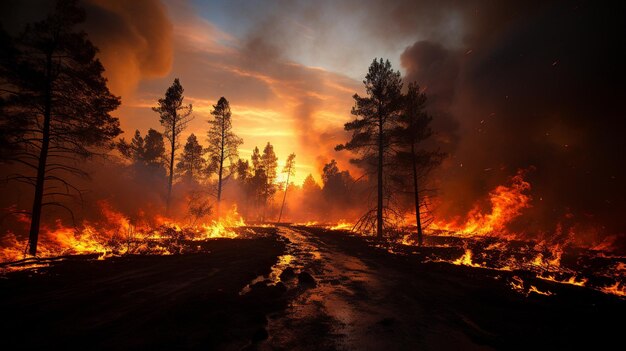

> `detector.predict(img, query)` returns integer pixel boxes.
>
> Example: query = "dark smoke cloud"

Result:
[400,1,626,239]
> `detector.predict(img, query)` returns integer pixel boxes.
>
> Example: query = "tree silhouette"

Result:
[322,160,352,203]
[143,129,167,170]
[176,133,206,183]
[248,142,278,221]
[277,153,295,223]
[117,128,167,190]
[207,97,242,217]
[336,58,403,238]
[0,0,121,255]
[152,78,193,214]
[261,142,278,220]
[299,174,322,220]
[394,83,444,246]
[248,146,266,218]
[234,158,253,218]
[117,130,145,162]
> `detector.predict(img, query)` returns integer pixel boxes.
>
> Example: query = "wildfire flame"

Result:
[0,202,246,266]
[328,220,354,231]
[431,169,532,237]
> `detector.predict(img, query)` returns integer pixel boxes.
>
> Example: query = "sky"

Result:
[2,0,625,238]
[74,0,484,186]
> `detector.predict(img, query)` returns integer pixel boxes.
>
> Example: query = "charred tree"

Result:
[277,153,295,223]
[152,78,193,215]
[207,97,242,218]
[0,0,121,255]
[336,58,402,239]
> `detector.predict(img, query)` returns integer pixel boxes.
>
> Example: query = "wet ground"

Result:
[257,226,626,350]
[1,226,624,350]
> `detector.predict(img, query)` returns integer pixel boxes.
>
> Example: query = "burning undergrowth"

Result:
[0,202,272,272]
[293,170,626,298]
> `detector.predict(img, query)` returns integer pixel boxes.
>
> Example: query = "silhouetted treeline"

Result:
[0,1,444,256]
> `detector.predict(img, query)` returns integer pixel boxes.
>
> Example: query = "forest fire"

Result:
[1,1,624,349]
[430,169,532,239]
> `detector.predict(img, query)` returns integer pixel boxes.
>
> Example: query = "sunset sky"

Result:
[74,0,481,185]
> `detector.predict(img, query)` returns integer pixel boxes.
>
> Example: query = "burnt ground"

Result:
[0,232,287,350]
[1,226,625,350]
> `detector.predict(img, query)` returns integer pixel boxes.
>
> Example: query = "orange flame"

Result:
[0,202,246,265]
[432,169,532,237]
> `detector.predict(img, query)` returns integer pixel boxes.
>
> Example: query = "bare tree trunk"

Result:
[411,142,424,246]
[277,169,290,223]
[166,118,176,215]
[28,51,53,256]
[377,111,384,239]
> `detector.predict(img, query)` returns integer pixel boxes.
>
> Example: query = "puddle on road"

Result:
[239,227,323,295]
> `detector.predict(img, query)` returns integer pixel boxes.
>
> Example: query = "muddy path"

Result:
[255,226,626,350]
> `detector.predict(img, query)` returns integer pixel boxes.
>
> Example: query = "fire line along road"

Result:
[1,226,624,350]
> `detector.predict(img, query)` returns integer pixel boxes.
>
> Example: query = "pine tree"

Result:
[143,129,166,170]
[336,58,403,238]
[255,142,278,221]
[206,97,242,217]
[394,82,444,246]
[0,0,121,255]
[176,133,205,183]
[152,78,193,214]
[277,153,295,223]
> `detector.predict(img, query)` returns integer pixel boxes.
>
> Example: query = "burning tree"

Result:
[336,58,403,238]
[206,97,242,217]
[393,82,444,246]
[0,0,121,255]
[152,78,193,214]
[277,153,296,223]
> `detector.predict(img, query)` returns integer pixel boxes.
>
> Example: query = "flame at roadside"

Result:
[0,202,247,265]
[431,169,532,238]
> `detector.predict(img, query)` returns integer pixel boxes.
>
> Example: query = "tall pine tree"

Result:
[394,82,444,246]
[152,78,193,214]
[336,58,402,238]
[206,97,242,217]
[0,0,121,255]
[277,153,295,223]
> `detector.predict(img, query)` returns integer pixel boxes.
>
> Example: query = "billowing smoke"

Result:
[82,0,173,97]
[400,1,626,243]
